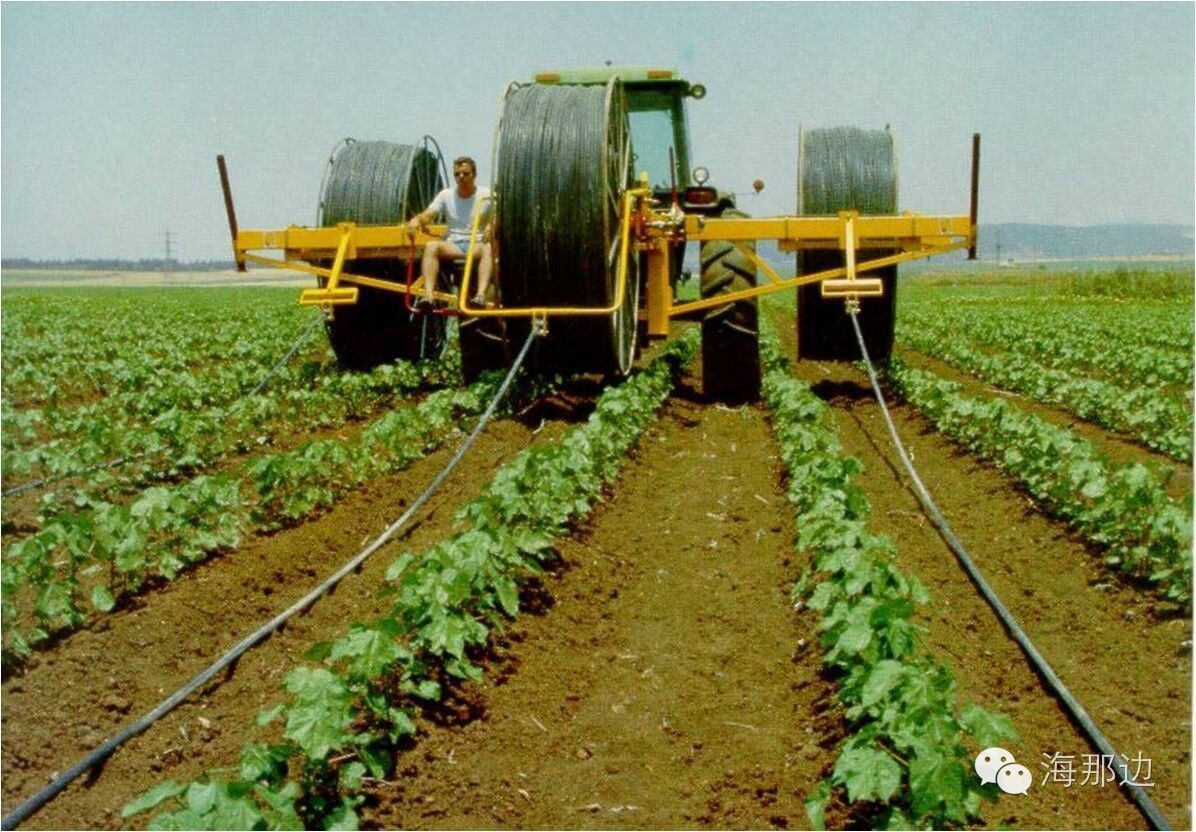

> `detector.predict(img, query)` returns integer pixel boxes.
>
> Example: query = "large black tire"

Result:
[317,139,446,370]
[796,127,898,362]
[459,280,510,383]
[321,262,448,371]
[700,208,760,402]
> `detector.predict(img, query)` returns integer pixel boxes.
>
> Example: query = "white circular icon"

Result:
[974,747,1015,786]
[996,762,1032,795]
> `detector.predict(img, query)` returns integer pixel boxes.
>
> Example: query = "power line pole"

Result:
[163,230,173,279]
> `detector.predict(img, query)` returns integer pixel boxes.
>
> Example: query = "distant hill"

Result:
[745,222,1193,273]
[981,223,1194,260]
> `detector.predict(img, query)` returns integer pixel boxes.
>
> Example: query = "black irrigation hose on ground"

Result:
[848,310,1172,832]
[2,313,325,498]
[0,326,540,831]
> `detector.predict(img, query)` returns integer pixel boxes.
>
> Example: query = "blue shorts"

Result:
[447,236,478,254]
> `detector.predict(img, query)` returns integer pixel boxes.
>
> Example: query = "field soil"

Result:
[363,373,838,829]
[1,410,573,829]
[774,311,1190,828]
[1,323,1190,830]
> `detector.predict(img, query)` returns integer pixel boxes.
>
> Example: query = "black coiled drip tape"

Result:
[800,127,897,215]
[796,126,899,361]
[320,140,442,226]
[496,81,634,373]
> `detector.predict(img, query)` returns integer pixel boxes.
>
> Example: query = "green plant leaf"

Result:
[804,779,831,831]
[959,704,1018,747]
[122,780,187,818]
[834,742,903,803]
[90,585,116,613]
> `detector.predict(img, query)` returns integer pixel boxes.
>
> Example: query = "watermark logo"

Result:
[975,747,1030,795]
[1040,752,1155,789]
[976,748,1157,794]
[996,763,1033,795]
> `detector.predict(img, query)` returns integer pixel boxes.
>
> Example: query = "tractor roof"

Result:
[532,67,688,86]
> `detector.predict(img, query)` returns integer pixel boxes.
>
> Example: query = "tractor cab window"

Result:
[629,109,677,191]
[627,86,689,192]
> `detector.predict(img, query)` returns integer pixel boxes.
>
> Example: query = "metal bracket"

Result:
[821,278,884,298]
[820,213,885,301]
[298,224,360,307]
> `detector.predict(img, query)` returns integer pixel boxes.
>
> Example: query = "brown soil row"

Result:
[1,407,577,829]
[362,369,840,830]
[774,316,1190,828]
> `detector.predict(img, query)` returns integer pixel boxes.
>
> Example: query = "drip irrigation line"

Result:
[496,81,632,371]
[847,311,1171,832]
[796,126,899,363]
[498,83,613,306]
[0,326,539,831]
[3,313,324,498]
[799,126,897,215]
[244,313,325,398]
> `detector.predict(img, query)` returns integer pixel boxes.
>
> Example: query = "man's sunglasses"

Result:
[454,170,474,178]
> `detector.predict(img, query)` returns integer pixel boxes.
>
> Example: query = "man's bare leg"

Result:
[420,241,466,303]
[420,243,442,303]
[475,242,494,302]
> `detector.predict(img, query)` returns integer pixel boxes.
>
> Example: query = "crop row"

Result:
[901,304,1193,392]
[123,331,699,830]
[1,355,454,508]
[1,339,338,460]
[1,331,332,436]
[904,295,1193,354]
[886,359,1193,608]
[1,370,503,666]
[2,289,323,406]
[757,322,1013,828]
[896,320,1192,462]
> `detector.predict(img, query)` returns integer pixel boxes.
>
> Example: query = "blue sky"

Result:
[2,2,1192,261]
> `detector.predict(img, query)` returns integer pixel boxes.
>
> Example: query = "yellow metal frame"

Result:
[639,211,972,335]
[237,223,458,306]
[454,187,649,318]
[229,198,974,325]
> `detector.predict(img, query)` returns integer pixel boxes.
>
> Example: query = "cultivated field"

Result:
[1,269,1191,830]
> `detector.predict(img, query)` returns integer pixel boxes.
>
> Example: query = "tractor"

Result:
[218,66,978,400]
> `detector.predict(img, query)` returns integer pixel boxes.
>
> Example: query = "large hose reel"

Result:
[316,137,448,370]
[494,79,639,376]
[797,126,900,361]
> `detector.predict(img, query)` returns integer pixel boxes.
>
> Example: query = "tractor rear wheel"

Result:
[700,207,760,402]
[317,138,446,370]
[796,127,898,362]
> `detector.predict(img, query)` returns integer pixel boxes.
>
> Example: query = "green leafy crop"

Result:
[759,319,1015,829]
[126,332,698,830]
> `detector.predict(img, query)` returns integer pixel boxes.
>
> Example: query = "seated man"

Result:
[406,155,494,307]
